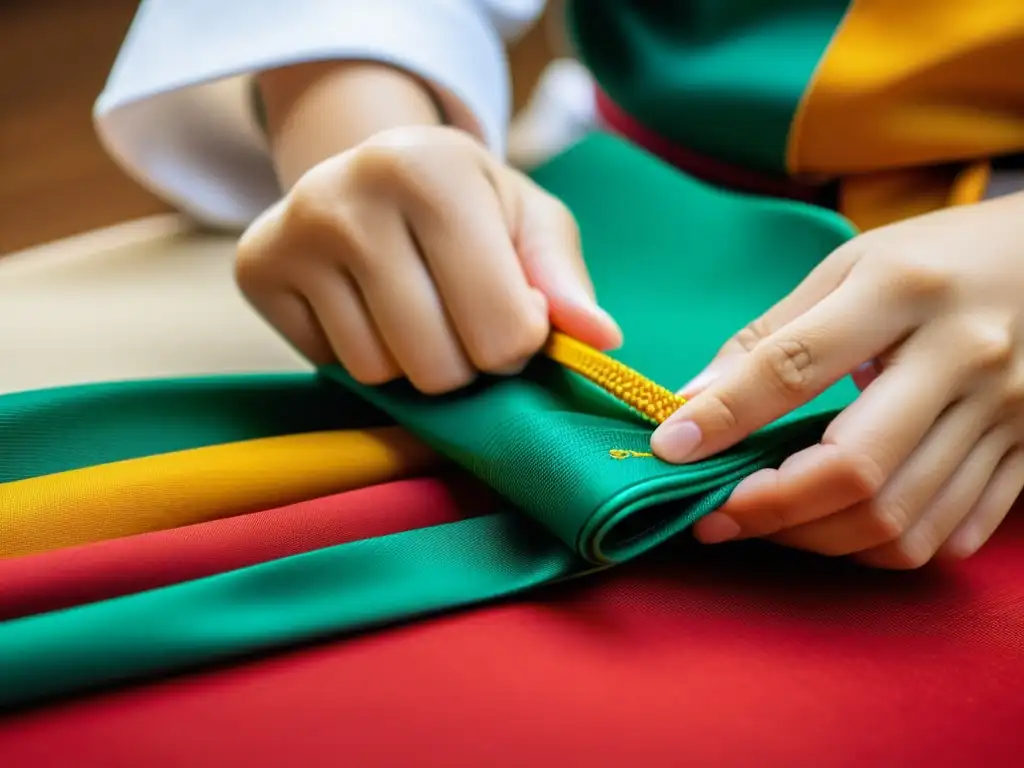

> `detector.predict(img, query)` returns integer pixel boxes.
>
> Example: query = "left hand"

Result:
[651,193,1024,568]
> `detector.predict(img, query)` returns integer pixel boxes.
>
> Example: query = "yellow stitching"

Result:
[608,449,654,460]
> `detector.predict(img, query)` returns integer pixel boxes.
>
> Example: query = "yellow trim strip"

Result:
[0,428,438,559]
[544,332,686,426]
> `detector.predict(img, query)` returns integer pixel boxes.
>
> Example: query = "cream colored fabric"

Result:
[0,215,308,395]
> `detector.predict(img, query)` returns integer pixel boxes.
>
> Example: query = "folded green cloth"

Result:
[329,135,856,560]
[0,134,856,709]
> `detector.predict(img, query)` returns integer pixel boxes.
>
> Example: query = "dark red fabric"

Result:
[0,475,492,621]
[595,88,828,205]
[1,507,1021,766]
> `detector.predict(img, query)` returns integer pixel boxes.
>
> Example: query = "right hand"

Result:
[237,125,622,394]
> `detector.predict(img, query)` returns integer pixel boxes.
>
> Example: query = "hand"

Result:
[237,125,621,394]
[651,194,1024,568]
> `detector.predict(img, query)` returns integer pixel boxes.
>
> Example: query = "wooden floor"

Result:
[0,1,554,255]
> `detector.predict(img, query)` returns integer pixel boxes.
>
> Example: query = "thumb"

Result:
[512,179,623,351]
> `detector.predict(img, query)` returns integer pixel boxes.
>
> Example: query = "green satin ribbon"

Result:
[0,134,857,709]
[0,374,387,485]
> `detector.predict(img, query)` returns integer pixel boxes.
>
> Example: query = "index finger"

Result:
[651,277,911,464]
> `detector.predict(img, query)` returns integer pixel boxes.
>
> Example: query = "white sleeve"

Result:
[94,0,547,229]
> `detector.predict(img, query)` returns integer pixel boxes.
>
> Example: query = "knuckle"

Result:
[284,176,341,236]
[961,319,1015,371]
[351,127,475,194]
[235,203,289,293]
[734,317,773,353]
[837,450,888,498]
[880,530,938,570]
[752,504,792,538]
[756,337,816,395]
[699,390,742,433]
[866,503,909,545]
[234,237,270,294]
[347,141,455,228]
[545,194,582,249]
[882,252,954,306]
[347,141,419,191]
[472,312,549,374]
[977,426,1019,466]
[370,124,475,152]
[1000,370,1024,410]
[283,180,370,269]
[936,537,975,562]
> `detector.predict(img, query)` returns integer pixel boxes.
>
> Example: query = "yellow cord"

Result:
[543,332,687,426]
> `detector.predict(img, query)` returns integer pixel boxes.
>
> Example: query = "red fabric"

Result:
[595,88,827,205]
[1,507,1021,766]
[0,475,492,621]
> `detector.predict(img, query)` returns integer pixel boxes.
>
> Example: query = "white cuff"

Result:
[95,0,542,228]
[508,59,597,169]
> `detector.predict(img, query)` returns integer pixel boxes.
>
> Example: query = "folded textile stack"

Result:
[0,136,1020,766]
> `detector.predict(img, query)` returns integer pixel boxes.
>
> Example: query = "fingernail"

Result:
[597,307,624,346]
[580,302,623,349]
[851,359,881,392]
[677,367,717,397]
[853,360,881,380]
[948,526,983,560]
[693,512,741,544]
[651,419,703,463]
[556,283,623,347]
[595,304,619,327]
[677,355,746,397]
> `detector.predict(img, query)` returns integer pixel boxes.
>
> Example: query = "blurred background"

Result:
[0,0,560,255]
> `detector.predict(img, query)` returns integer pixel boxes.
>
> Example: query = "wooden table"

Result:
[0,215,308,395]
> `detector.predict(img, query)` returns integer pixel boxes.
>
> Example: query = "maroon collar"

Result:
[594,89,833,207]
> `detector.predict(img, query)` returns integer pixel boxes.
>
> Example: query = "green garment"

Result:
[567,0,852,172]
[0,134,856,709]
[0,375,388,485]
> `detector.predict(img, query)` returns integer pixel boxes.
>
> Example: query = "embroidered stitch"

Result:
[609,449,655,460]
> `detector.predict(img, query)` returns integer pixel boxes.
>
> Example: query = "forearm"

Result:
[258,61,443,190]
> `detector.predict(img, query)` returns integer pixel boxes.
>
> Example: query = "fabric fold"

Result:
[0,475,494,621]
[331,370,837,563]
[0,134,863,707]
[3,511,1022,766]
[0,512,582,708]
[323,133,859,564]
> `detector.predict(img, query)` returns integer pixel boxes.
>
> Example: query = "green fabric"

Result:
[567,0,852,172]
[326,134,857,562]
[0,374,387,484]
[0,134,857,709]
[0,515,584,709]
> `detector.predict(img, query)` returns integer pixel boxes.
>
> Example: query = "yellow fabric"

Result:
[947,162,993,207]
[837,160,992,232]
[788,0,1024,229]
[0,428,440,559]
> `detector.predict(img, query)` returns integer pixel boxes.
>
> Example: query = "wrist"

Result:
[258,60,443,189]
